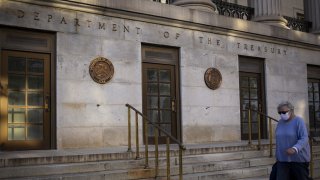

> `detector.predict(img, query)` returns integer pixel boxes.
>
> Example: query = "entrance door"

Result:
[307,65,320,137]
[239,56,266,140]
[0,50,51,150]
[142,45,180,144]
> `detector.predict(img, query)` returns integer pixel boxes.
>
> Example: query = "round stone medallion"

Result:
[89,57,114,84]
[204,67,222,90]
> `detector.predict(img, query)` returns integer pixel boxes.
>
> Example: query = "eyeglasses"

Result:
[278,111,289,115]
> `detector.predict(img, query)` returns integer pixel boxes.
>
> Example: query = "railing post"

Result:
[269,118,273,157]
[248,109,252,145]
[127,107,132,152]
[154,128,159,177]
[135,112,140,159]
[166,137,171,180]
[258,112,261,150]
[144,117,149,168]
[310,137,314,178]
[179,147,183,180]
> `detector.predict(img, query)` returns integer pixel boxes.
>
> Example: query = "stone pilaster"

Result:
[172,0,219,14]
[250,0,289,29]
[304,0,320,34]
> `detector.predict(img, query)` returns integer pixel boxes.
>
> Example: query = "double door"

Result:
[0,50,51,150]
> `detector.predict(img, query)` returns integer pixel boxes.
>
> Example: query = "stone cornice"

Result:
[8,0,320,50]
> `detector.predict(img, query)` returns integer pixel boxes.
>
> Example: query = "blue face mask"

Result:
[280,112,290,120]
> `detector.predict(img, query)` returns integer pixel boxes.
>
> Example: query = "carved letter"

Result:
[258,46,261,51]
[251,45,254,51]
[87,20,92,28]
[34,12,40,21]
[277,49,281,54]
[74,18,80,26]
[112,24,117,31]
[216,40,220,46]
[124,25,129,33]
[48,14,53,22]
[264,47,268,53]
[17,10,24,18]
[136,27,141,34]
[283,50,287,55]
[164,32,169,38]
[244,44,248,50]
[271,48,275,53]
[99,22,106,30]
[199,37,203,43]
[237,43,240,48]
[207,38,212,45]
[60,17,67,24]
[175,33,180,39]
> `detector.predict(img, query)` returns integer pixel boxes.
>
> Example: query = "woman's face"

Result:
[278,106,292,120]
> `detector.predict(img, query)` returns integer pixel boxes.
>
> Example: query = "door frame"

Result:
[0,50,51,150]
[0,27,56,150]
[141,44,181,143]
[239,56,267,140]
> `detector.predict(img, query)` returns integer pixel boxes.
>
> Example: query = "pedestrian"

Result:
[270,101,311,180]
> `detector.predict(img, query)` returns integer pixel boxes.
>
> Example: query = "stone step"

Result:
[0,151,273,179]
[156,166,270,180]
[0,142,274,167]
[12,168,156,180]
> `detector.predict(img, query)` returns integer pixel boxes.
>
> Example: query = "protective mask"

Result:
[280,112,290,121]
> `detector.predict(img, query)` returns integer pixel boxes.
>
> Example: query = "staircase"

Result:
[0,142,319,180]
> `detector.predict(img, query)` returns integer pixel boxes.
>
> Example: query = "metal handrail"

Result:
[126,103,185,180]
[246,107,278,157]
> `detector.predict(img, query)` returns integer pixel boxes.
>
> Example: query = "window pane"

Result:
[147,83,158,95]
[159,83,170,95]
[148,126,155,137]
[159,70,170,82]
[8,91,25,105]
[27,59,44,73]
[8,75,25,90]
[8,108,25,123]
[314,83,319,91]
[160,110,171,123]
[27,125,43,140]
[147,96,158,109]
[249,78,257,88]
[309,92,314,101]
[147,110,158,122]
[28,76,44,90]
[250,100,258,110]
[252,123,259,134]
[314,93,319,102]
[160,97,170,109]
[241,100,250,111]
[8,125,25,140]
[308,83,313,92]
[8,56,26,72]
[241,88,249,99]
[242,123,248,134]
[241,111,248,122]
[147,69,157,82]
[28,93,43,106]
[315,102,319,111]
[27,109,43,123]
[250,89,258,99]
[240,77,249,87]
[160,124,171,136]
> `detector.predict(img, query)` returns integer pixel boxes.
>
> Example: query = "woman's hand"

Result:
[285,148,296,155]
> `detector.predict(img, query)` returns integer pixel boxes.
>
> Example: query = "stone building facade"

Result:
[0,0,319,150]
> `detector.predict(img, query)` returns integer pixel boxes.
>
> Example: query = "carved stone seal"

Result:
[89,57,114,84]
[204,67,222,90]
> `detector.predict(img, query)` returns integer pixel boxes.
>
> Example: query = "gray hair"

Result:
[277,101,294,111]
